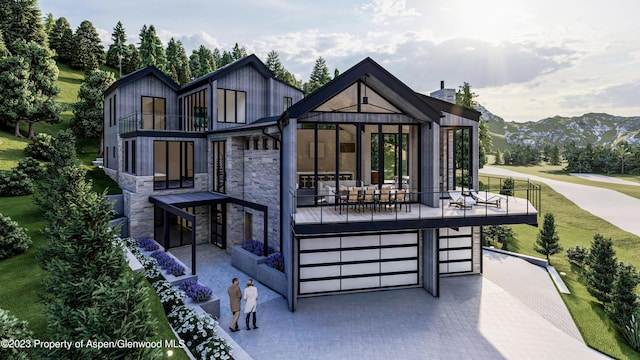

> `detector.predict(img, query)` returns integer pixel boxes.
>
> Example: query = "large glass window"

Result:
[217,89,246,123]
[184,89,208,131]
[212,141,226,193]
[154,141,194,189]
[142,96,166,130]
[314,81,401,114]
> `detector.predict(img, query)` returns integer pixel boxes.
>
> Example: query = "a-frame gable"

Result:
[103,66,180,97]
[313,80,402,114]
[285,57,442,123]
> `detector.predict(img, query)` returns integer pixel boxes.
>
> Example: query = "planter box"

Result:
[257,263,287,296]
[231,245,266,278]
[161,252,197,286]
[186,291,221,320]
[125,248,143,273]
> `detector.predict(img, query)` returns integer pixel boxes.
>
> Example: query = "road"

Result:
[480,166,640,238]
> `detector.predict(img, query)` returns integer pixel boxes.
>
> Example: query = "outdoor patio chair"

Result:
[395,189,410,212]
[340,188,361,213]
[377,188,395,211]
[448,191,474,210]
[469,190,502,208]
[363,188,377,211]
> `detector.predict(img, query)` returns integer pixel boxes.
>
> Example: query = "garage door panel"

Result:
[380,233,417,246]
[342,262,379,276]
[381,246,417,259]
[299,280,340,294]
[381,274,416,287]
[300,265,340,279]
[342,249,379,262]
[447,261,472,273]
[300,251,340,265]
[341,234,379,248]
[381,260,417,273]
[440,237,471,248]
[300,237,340,251]
[341,276,380,290]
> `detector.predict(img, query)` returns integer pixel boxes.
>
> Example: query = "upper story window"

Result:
[217,89,246,123]
[283,96,292,111]
[142,96,166,130]
[184,89,208,131]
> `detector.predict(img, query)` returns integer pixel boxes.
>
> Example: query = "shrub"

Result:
[0,308,34,360]
[24,133,55,161]
[195,336,233,360]
[266,253,285,272]
[241,239,276,256]
[153,280,186,314]
[566,245,589,267]
[622,313,640,351]
[0,169,33,197]
[179,279,213,302]
[149,250,185,276]
[15,157,43,180]
[137,237,160,251]
[169,305,232,359]
[500,177,514,196]
[0,214,32,260]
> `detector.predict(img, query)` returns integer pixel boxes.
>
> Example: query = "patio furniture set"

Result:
[448,190,503,210]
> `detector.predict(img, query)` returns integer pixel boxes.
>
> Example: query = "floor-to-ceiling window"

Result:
[184,89,208,131]
[154,141,194,190]
[212,141,226,193]
[142,96,166,130]
[211,204,226,248]
[154,206,193,249]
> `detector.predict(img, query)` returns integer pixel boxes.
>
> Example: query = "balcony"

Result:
[291,177,541,234]
[119,112,209,135]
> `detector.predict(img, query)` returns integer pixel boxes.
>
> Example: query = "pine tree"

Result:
[105,21,127,69]
[43,12,55,37]
[138,24,167,71]
[49,17,74,63]
[71,20,104,71]
[189,50,201,78]
[231,42,247,60]
[220,50,233,66]
[266,50,284,78]
[121,43,141,75]
[72,70,116,138]
[306,56,331,94]
[197,45,214,75]
[0,56,32,136]
[586,233,618,303]
[0,0,47,54]
[608,263,639,327]
[0,29,8,57]
[534,213,562,263]
[549,145,561,165]
[175,40,191,85]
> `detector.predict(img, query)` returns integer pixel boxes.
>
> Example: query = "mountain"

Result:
[477,104,640,151]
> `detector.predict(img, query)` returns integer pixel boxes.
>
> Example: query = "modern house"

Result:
[103,55,539,311]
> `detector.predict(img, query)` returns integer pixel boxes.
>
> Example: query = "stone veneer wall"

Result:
[472,226,481,273]
[223,136,281,250]
[123,172,209,240]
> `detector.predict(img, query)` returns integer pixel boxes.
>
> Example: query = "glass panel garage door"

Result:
[439,227,473,274]
[298,232,419,295]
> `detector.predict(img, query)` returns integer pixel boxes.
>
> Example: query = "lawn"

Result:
[487,164,640,358]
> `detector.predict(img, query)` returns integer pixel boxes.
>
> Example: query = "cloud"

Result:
[560,81,640,109]
[360,0,421,24]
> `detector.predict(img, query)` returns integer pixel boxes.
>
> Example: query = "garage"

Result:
[298,232,419,295]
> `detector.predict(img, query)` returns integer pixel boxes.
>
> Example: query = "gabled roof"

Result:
[104,66,180,96]
[179,54,276,93]
[416,93,481,121]
[283,57,443,124]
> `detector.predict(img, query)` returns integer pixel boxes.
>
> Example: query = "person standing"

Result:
[243,279,259,330]
[227,278,242,332]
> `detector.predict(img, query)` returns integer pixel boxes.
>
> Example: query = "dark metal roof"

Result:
[208,116,280,135]
[416,93,481,122]
[149,192,229,208]
[104,66,180,96]
[282,57,443,124]
[179,54,276,93]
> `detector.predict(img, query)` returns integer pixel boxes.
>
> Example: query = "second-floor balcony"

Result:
[119,112,209,135]
[291,176,541,234]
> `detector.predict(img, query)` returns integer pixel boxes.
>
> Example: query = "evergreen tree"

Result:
[0,0,47,54]
[4,40,61,138]
[231,42,247,60]
[43,12,55,36]
[71,20,104,72]
[212,47,221,67]
[478,120,492,168]
[494,149,503,165]
[72,70,116,138]
[456,82,478,108]
[586,233,618,303]
[608,263,639,328]
[121,43,141,75]
[220,50,233,66]
[175,40,191,85]
[105,21,127,69]
[266,50,284,77]
[197,44,214,76]
[549,144,561,165]
[534,213,562,263]
[48,17,73,63]
[138,24,167,71]
[334,68,340,78]
[189,50,201,79]
[0,29,8,56]
[306,56,331,93]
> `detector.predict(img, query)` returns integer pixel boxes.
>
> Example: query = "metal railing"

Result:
[290,177,541,226]
[119,112,209,135]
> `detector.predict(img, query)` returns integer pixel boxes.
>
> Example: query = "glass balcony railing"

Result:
[119,112,209,135]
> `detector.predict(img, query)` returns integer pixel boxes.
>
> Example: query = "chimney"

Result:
[430,80,456,104]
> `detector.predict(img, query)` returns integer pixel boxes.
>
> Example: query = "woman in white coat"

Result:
[244,279,259,330]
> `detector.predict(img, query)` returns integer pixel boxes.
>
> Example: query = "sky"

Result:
[40,0,640,123]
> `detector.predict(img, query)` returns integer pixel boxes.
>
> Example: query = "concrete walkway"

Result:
[481,166,640,238]
[570,173,640,186]
[173,243,605,359]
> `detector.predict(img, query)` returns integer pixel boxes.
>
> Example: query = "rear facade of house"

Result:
[104,55,539,311]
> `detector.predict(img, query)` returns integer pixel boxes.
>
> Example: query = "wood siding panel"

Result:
[118,75,178,117]
[216,65,267,130]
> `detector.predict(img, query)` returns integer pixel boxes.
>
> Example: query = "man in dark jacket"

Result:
[228,277,242,332]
